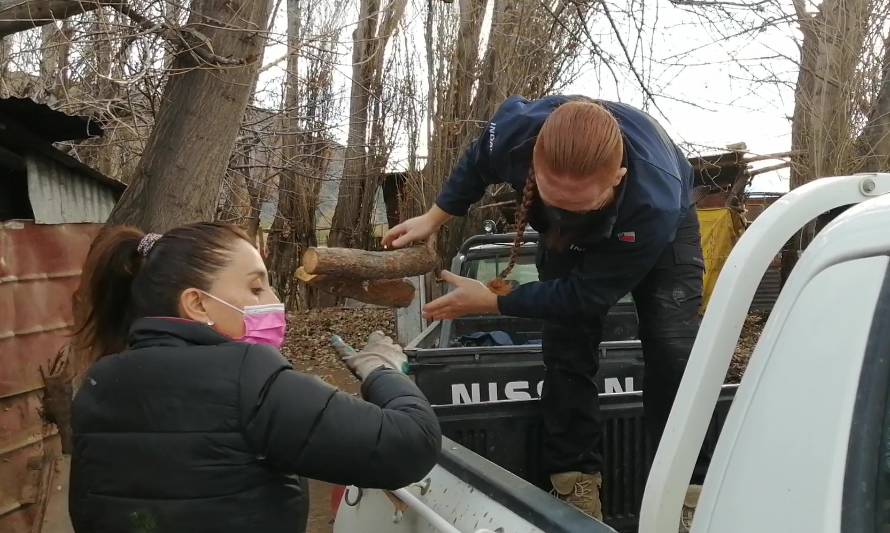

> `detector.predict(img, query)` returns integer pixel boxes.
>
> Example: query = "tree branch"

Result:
[670,0,770,8]
[0,0,100,37]
[595,0,665,116]
[107,1,246,66]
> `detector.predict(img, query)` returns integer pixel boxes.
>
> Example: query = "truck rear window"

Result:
[465,254,634,305]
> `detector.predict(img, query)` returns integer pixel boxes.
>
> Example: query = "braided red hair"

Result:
[487,171,537,296]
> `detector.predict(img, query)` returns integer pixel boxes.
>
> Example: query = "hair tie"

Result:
[137,233,163,257]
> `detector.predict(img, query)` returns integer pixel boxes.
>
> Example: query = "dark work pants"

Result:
[539,208,705,483]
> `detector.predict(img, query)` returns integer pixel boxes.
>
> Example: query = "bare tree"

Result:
[780,0,881,281]
[36,20,72,98]
[327,0,408,249]
[790,0,872,187]
[856,26,890,171]
[265,0,340,309]
[218,114,275,242]
[411,0,591,260]
[107,0,275,231]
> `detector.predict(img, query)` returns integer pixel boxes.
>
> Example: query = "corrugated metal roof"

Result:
[0,97,123,203]
[0,222,99,532]
[25,154,116,224]
[0,97,102,142]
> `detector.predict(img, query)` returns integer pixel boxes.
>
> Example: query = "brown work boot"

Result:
[679,484,702,533]
[550,471,603,520]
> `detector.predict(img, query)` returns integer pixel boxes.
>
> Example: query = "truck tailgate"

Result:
[333,438,616,533]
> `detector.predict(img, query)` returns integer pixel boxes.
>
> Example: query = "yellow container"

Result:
[698,208,745,309]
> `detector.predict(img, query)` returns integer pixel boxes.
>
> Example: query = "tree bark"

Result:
[790,0,870,187]
[356,0,408,249]
[420,0,486,262]
[107,0,273,232]
[267,0,339,309]
[302,244,437,280]
[296,268,416,307]
[37,20,71,99]
[327,0,408,250]
[327,0,378,249]
[783,0,870,284]
[857,33,890,172]
[268,0,307,310]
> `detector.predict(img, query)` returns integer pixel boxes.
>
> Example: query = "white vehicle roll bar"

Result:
[639,173,890,532]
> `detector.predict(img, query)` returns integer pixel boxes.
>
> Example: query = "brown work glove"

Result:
[332,331,408,381]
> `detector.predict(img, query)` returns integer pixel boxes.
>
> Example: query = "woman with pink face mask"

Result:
[68,223,441,533]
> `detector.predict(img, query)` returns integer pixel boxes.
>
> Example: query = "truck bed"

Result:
[397,232,735,531]
[406,319,735,532]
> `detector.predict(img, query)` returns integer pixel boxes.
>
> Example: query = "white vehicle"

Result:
[334,173,890,533]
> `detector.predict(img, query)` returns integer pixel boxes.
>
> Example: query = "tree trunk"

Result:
[219,132,257,234]
[328,0,407,250]
[327,0,379,249]
[783,0,871,283]
[0,36,11,80]
[267,0,305,310]
[37,21,69,99]
[266,0,339,309]
[421,0,487,261]
[357,0,408,249]
[107,0,273,232]
[302,244,437,279]
[857,33,890,172]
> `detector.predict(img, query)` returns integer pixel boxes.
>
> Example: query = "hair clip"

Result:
[137,233,163,257]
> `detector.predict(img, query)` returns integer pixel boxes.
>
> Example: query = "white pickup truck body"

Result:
[334,173,890,533]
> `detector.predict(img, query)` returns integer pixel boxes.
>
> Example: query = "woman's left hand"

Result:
[423,271,500,321]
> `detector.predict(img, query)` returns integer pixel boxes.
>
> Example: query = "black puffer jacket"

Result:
[70,318,441,533]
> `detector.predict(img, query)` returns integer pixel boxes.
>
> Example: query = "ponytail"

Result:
[72,226,145,363]
[487,171,537,296]
[72,222,251,367]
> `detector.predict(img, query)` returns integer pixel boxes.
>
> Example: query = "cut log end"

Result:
[302,249,320,275]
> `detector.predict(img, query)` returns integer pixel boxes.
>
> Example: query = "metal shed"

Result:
[0,97,123,533]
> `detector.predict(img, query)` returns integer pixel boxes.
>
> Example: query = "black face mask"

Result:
[541,204,612,233]
[539,203,616,251]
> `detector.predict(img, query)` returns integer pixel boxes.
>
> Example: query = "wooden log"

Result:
[296,268,416,307]
[302,243,437,280]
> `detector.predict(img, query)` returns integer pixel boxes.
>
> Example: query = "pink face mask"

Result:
[201,292,287,348]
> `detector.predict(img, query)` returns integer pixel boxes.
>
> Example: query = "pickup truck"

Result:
[333,173,890,533]
[402,231,734,532]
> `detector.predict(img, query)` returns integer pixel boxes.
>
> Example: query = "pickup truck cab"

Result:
[334,173,890,533]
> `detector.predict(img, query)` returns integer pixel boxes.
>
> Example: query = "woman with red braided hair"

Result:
[384,95,705,527]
